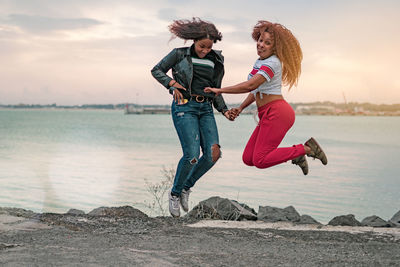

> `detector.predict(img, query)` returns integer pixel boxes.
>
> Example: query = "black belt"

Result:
[189,94,213,103]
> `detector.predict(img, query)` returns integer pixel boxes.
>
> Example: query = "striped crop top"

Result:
[248,55,282,98]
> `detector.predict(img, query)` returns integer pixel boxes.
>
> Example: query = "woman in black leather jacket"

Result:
[151,18,233,217]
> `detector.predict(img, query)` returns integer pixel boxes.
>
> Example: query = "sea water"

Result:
[0,109,399,223]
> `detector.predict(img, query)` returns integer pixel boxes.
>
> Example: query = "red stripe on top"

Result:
[259,65,274,79]
[250,68,258,75]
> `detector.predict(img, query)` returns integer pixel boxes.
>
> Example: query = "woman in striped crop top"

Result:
[205,20,328,175]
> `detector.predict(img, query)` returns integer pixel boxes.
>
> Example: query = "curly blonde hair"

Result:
[252,20,302,90]
[169,17,222,43]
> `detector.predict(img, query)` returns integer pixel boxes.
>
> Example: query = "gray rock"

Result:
[389,210,400,227]
[328,214,362,226]
[257,205,301,223]
[66,209,85,215]
[298,215,321,225]
[231,200,257,215]
[361,215,391,227]
[186,196,257,221]
[284,206,302,222]
[88,206,148,219]
[0,207,36,218]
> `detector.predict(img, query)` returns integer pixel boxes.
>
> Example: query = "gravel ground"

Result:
[1,207,399,266]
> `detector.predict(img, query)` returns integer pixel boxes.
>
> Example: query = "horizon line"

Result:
[1,101,400,106]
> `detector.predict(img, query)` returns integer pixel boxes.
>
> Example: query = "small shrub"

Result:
[143,166,174,216]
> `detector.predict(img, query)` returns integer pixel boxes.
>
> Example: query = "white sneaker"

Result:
[169,191,180,217]
[180,189,191,212]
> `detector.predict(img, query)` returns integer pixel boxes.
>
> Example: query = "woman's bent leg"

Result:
[252,100,305,169]
[184,102,220,189]
[242,124,260,166]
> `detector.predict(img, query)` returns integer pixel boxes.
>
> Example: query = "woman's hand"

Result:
[223,109,240,121]
[171,82,187,104]
[223,110,235,121]
[230,107,243,118]
[204,87,222,96]
[173,89,185,104]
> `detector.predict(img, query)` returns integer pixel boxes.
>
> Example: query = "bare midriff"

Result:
[255,92,284,107]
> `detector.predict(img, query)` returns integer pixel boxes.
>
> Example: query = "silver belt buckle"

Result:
[195,95,205,103]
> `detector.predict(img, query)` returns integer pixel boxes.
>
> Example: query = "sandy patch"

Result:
[0,214,51,232]
[188,220,400,239]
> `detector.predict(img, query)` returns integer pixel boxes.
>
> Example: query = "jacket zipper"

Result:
[188,55,193,97]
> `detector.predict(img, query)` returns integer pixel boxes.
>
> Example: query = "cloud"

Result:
[4,14,104,33]
[1,0,400,104]
[157,8,179,22]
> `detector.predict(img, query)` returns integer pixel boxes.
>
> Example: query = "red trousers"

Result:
[242,99,305,169]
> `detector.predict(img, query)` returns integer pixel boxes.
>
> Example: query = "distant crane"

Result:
[342,91,351,113]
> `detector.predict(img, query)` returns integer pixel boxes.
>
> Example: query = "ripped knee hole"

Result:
[211,144,221,162]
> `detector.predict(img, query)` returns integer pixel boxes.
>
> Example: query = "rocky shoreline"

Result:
[186,196,400,228]
[1,197,399,266]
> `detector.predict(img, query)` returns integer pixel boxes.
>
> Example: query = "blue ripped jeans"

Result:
[171,100,220,196]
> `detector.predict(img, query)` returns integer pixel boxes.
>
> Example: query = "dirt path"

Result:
[1,209,399,266]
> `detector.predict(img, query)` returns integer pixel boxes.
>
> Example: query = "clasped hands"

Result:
[224,107,242,121]
[204,87,242,121]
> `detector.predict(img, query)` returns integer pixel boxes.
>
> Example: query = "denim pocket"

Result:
[173,100,190,113]
[175,98,189,106]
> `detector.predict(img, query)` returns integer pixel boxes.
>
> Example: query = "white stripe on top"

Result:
[192,57,215,68]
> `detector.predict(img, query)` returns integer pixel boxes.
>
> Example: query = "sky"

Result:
[1,0,399,105]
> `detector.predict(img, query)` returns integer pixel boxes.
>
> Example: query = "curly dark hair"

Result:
[252,20,303,90]
[168,17,222,43]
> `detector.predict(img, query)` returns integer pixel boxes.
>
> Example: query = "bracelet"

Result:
[170,80,177,87]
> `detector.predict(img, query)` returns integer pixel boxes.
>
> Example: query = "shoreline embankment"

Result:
[1,198,400,266]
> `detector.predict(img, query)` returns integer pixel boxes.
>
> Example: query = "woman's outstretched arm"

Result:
[204,74,266,95]
[239,93,256,111]
[231,93,255,118]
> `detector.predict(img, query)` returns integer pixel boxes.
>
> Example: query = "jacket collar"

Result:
[185,45,223,63]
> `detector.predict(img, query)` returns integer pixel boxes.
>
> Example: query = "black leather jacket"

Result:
[151,46,228,114]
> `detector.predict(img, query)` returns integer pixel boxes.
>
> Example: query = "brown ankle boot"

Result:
[305,137,328,165]
[292,155,309,175]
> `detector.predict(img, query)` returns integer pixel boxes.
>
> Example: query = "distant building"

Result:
[295,105,335,114]
[125,104,170,114]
